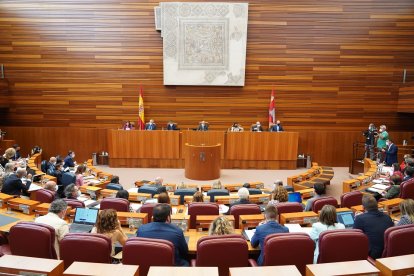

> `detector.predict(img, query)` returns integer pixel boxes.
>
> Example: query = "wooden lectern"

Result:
[184,143,221,180]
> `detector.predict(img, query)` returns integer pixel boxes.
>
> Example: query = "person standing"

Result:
[363,123,377,160]
[63,151,76,168]
[383,139,398,166]
[376,125,388,162]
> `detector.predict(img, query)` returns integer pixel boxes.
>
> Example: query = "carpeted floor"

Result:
[96,166,359,201]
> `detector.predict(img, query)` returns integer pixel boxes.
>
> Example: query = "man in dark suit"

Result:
[251,205,289,265]
[251,121,263,132]
[11,144,21,161]
[353,195,393,259]
[197,121,208,131]
[166,120,178,130]
[1,167,31,196]
[145,119,157,130]
[383,139,398,166]
[227,187,251,215]
[137,204,189,266]
[63,151,76,168]
[269,120,284,132]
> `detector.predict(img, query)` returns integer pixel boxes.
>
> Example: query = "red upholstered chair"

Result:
[275,202,304,223]
[262,233,314,275]
[400,178,414,200]
[188,202,219,229]
[140,203,157,223]
[229,204,261,229]
[35,189,55,203]
[312,197,339,213]
[340,191,363,208]
[60,233,111,269]
[122,237,174,276]
[100,198,130,212]
[63,198,85,209]
[191,235,256,276]
[382,224,414,258]
[317,229,369,263]
[9,222,57,259]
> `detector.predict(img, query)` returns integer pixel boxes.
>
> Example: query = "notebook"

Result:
[69,208,99,233]
[288,192,302,203]
[337,211,355,229]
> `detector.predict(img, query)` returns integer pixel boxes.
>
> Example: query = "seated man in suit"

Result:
[353,194,393,259]
[269,120,284,132]
[197,121,209,131]
[63,151,76,168]
[1,167,32,196]
[166,120,178,130]
[44,181,58,195]
[228,187,251,214]
[230,122,244,132]
[251,121,263,132]
[136,204,189,266]
[145,119,157,130]
[383,139,398,166]
[304,182,326,211]
[251,205,289,265]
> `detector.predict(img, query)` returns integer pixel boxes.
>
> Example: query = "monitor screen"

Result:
[337,211,355,228]
[74,208,99,225]
[288,192,302,203]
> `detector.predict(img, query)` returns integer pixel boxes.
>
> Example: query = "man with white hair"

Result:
[1,167,32,196]
[227,187,251,214]
[154,177,163,187]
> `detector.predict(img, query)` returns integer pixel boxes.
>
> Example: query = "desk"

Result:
[7,198,39,215]
[0,208,37,232]
[0,193,14,208]
[148,267,218,276]
[280,211,318,226]
[196,215,234,229]
[306,260,379,276]
[0,255,64,276]
[379,198,403,215]
[63,261,139,276]
[375,254,414,276]
[230,265,301,276]
[239,214,264,229]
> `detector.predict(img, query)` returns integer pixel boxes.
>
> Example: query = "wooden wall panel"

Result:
[0,0,414,131]
[398,83,414,113]
[0,79,9,109]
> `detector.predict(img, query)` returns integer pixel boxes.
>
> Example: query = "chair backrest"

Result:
[138,185,160,197]
[140,203,157,223]
[63,198,85,209]
[60,233,111,269]
[9,222,57,259]
[275,202,304,222]
[247,188,262,195]
[263,233,314,275]
[196,235,249,276]
[106,183,123,191]
[382,224,414,257]
[318,229,369,263]
[207,189,230,202]
[122,237,174,276]
[312,197,339,213]
[340,191,363,208]
[400,178,414,200]
[174,188,198,204]
[188,202,219,229]
[229,204,261,229]
[35,189,55,204]
[40,160,49,173]
[100,198,130,212]
[61,172,76,188]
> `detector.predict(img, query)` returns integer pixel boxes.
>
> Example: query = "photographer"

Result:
[363,123,377,160]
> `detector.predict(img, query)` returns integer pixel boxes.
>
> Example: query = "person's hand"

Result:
[355,211,363,216]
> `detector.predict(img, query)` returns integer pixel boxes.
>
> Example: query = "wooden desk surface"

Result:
[280,211,318,225]
[375,254,414,276]
[0,207,35,232]
[63,261,139,276]
[148,266,218,276]
[230,265,302,276]
[0,255,64,276]
[306,260,379,276]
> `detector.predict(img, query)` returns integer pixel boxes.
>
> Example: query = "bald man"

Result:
[44,181,58,193]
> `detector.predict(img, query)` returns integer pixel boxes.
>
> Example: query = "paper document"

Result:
[219,204,229,214]
[372,184,388,190]
[28,183,42,192]
[128,188,139,193]
[130,203,142,212]
[87,179,100,184]
[84,200,97,207]
[285,224,313,235]
[77,196,89,202]
[242,229,256,241]
[83,176,95,180]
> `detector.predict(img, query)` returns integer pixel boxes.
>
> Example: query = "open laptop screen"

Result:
[337,211,355,228]
[73,208,99,225]
[288,192,302,203]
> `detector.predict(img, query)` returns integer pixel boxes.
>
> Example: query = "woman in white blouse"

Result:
[309,205,345,263]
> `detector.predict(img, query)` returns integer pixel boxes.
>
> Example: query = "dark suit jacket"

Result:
[270,124,284,132]
[251,221,289,265]
[385,143,398,166]
[251,125,263,132]
[167,123,177,130]
[1,174,29,196]
[145,123,157,130]
[137,222,189,266]
[353,210,393,259]
[227,198,251,215]
[63,155,75,168]
[197,124,208,131]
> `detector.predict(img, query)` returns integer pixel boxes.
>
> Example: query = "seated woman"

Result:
[157,192,170,204]
[192,191,204,202]
[92,209,128,256]
[64,184,80,199]
[208,216,234,236]
[268,185,288,207]
[397,199,414,226]
[309,205,345,263]
[75,165,87,187]
[391,163,404,180]
[383,174,402,200]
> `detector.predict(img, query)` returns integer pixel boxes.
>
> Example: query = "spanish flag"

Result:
[268,87,275,128]
[138,85,145,130]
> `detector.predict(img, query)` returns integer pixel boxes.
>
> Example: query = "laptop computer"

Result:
[288,192,302,203]
[69,208,99,233]
[337,211,355,229]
